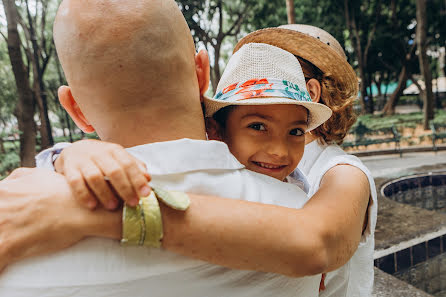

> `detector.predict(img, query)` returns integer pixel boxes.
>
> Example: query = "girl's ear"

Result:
[58,86,95,133]
[205,117,224,141]
[306,78,322,103]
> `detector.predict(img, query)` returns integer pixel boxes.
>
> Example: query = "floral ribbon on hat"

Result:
[214,78,312,102]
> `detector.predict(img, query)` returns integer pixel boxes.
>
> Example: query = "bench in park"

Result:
[342,121,402,156]
[430,121,446,151]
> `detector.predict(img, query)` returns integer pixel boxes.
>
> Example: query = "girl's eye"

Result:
[290,128,304,136]
[248,123,266,131]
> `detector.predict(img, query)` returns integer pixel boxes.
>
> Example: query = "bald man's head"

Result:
[53,0,208,145]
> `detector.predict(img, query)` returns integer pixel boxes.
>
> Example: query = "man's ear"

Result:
[306,78,322,103]
[195,49,210,102]
[58,86,95,133]
[205,117,224,141]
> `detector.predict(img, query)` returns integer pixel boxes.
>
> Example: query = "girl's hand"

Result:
[54,139,151,210]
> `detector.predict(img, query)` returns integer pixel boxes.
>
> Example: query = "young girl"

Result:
[202,42,331,185]
[234,24,377,297]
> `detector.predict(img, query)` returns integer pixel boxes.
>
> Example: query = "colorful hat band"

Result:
[214,78,312,103]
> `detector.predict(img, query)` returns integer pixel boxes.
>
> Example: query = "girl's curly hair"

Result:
[297,57,357,145]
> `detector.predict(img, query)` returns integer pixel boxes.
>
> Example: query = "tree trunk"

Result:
[25,0,53,149]
[286,0,295,24]
[0,137,5,155]
[357,49,369,113]
[382,65,408,115]
[367,73,375,113]
[439,46,445,78]
[211,41,222,92]
[3,0,36,167]
[344,0,381,114]
[416,0,434,130]
[33,79,53,149]
[375,76,382,97]
[55,54,74,142]
[344,1,366,113]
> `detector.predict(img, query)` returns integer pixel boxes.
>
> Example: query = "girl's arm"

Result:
[100,166,370,277]
[300,164,371,271]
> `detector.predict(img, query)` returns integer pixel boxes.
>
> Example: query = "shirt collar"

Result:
[126,138,245,176]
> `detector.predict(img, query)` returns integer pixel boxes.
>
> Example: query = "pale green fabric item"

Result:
[153,187,191,211]
[141,191,163,248]
[121,187,190,247]
[121,201,143,245]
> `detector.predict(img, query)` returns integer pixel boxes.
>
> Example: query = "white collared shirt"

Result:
[297,140,378,297]
[1,139,319,297]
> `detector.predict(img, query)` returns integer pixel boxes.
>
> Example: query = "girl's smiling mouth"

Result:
[251,161,288,172]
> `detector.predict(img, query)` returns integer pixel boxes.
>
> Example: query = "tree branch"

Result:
[378,56,398,73]
[215,0,223,43]
[225,6,247,37]
[363,0,382,66]
[0,31,7,43]
[409,74,423,94]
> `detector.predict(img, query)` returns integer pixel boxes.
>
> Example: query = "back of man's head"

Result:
[54,0,208,146]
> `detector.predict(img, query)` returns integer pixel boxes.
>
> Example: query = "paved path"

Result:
[360,150,446,178]
[363,150,445,297]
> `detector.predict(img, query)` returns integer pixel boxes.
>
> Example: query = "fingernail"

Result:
[129,197,139,206]
[140,185,151,197]
[107,200,118,210]
[87,200,97,209]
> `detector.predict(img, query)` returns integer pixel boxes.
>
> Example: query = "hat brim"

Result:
[234,28,358,96]
[204,95,332,132]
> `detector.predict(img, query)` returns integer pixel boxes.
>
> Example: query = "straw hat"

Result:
[233,24,358,96]
[204,43,332,132]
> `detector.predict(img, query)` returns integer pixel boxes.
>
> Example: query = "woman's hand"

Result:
[55,139,151,210]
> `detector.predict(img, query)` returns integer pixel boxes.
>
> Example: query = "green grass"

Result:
[353,109,446,131]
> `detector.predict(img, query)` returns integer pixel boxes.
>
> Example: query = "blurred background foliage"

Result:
[0,0,445,173]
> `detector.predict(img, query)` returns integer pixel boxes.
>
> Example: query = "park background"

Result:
[1,1,446,296]
[0,0,445,175]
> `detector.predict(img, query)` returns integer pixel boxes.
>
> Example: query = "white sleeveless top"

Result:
[297,140,377,297]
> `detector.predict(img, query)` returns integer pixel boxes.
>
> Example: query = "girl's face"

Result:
[220,104,308,181]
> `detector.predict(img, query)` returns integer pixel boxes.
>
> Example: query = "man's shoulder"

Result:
[127,139,245,175]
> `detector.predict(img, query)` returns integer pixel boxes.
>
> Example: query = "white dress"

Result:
[297,140,378,297]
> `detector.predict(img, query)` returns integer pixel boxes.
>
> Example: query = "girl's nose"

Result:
[265,138,288,160]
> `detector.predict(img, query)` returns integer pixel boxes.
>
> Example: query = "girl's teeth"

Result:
[258,162,280,169]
